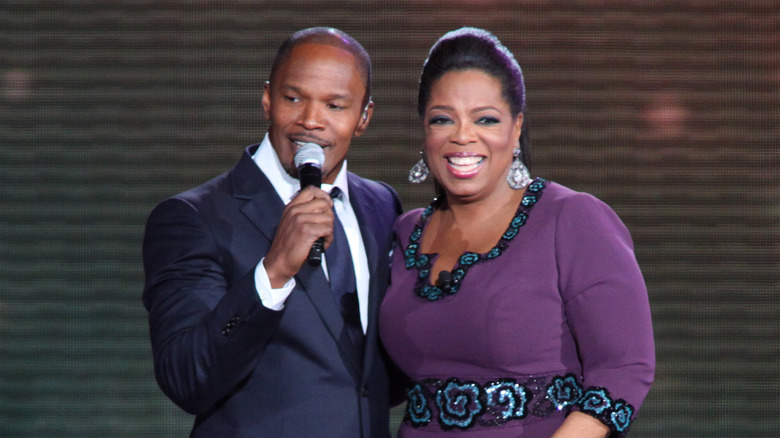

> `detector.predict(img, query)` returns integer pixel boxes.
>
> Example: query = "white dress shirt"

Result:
[252,134,369,333]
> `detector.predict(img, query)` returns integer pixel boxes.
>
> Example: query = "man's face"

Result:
[263,43,372,184]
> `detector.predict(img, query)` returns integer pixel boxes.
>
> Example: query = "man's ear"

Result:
[261,81,271,120]
[354,100,374,137]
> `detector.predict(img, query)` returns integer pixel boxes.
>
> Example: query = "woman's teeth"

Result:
[447,156,484,171]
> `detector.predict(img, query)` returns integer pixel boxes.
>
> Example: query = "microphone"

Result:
[293,142,326,265]
[437,270,452,292]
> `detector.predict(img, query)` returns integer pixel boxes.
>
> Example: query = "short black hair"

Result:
[269,27,372,108]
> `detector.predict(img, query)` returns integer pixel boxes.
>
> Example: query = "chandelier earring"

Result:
[408,151,430,184]
[506,148,531,189]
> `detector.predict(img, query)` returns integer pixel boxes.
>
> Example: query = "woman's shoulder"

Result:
[393,207,426,235]
[539,180,614,214]
[539,180,630,236]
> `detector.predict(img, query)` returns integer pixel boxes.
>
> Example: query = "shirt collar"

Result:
[323,160,350,206]
[252,133,350,205]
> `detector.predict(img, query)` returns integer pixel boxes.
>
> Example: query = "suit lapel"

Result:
[232,146,284,243]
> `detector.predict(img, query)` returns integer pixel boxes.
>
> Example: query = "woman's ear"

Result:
[514,112,524,141]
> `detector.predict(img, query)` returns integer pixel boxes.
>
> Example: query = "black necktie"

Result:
[327,188,364,359]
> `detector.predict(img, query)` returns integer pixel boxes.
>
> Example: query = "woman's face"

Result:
[423,69,523,203]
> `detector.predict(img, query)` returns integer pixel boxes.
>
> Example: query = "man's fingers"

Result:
[288,185,334,208]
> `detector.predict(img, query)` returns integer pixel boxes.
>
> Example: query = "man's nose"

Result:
[297,103,325,130]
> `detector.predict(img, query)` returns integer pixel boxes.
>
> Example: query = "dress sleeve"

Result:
[555,192,655,435]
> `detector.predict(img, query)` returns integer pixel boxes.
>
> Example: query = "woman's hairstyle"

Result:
[418,27,530,166]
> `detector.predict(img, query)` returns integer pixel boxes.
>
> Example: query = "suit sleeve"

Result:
[142,197,284,415]
[555,192,655,433]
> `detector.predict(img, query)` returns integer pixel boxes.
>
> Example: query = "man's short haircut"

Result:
[269,27,372,108]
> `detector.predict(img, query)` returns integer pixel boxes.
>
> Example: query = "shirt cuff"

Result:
[255,258,296,311]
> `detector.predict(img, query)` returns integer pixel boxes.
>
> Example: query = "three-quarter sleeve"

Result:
[555,192,655,435]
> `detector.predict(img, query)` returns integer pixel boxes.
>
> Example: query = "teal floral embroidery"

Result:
[459,252,479,266]
[404,243,419,268]
[485,379,531,421]
[502,227,519,240]
[404,179,547,301]
[521,194,538,206]
[546,374,583,411]
[419,285,443,301]
[435,379,484,430]
[580,388,612,415]
[543,376,637,436]
[403,374,635,434]
[406,383,433,427]
[610,400,634,432]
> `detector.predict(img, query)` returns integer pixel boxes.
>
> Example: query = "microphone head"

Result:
[294,142,325,169]
[437,270,452,291]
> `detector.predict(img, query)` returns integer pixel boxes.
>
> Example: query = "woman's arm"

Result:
[551,412,610,438]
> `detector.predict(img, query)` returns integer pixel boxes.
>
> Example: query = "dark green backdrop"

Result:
[1,1,777,436]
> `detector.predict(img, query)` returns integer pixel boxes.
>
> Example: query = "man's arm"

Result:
[142,197,284,414]
[142,186,336,415]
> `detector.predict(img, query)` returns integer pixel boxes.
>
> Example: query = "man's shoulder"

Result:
[172,170,233,204]
[346,172,396,198]
[346,172,402,219]
[169,146,261,205]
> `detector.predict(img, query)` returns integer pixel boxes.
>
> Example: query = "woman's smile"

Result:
[445,152,486,178]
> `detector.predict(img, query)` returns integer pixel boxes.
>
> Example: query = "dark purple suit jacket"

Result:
[143,145,402,437]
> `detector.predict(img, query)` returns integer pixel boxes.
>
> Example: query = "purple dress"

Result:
[379,180,655,437]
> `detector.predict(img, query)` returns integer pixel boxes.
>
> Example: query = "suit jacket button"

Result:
[361,385,369,397]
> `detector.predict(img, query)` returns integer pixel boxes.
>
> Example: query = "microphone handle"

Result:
[298,162,325,266]
[299,164,321,189]
[308,237,324,266]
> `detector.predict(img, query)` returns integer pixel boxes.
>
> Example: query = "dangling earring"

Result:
[507,148,531,189]
[408,152,430,184]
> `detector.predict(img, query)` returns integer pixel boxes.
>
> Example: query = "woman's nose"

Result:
[451,122,477,145]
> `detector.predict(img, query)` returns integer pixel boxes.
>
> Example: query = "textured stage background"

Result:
[1,1,777,436]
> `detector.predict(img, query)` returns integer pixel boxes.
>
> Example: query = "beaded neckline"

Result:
[403,178,547,301]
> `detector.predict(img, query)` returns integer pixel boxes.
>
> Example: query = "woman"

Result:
[379,28,654,438]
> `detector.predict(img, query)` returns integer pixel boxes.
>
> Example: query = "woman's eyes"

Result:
[428,115,452,125]
[428,115,501,125]
[477,116,500,125]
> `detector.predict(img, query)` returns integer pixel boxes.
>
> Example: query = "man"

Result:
[142,27,401,437]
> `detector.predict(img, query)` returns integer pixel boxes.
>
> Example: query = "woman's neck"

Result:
[440,185,526,228]
[422,186,527,258]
